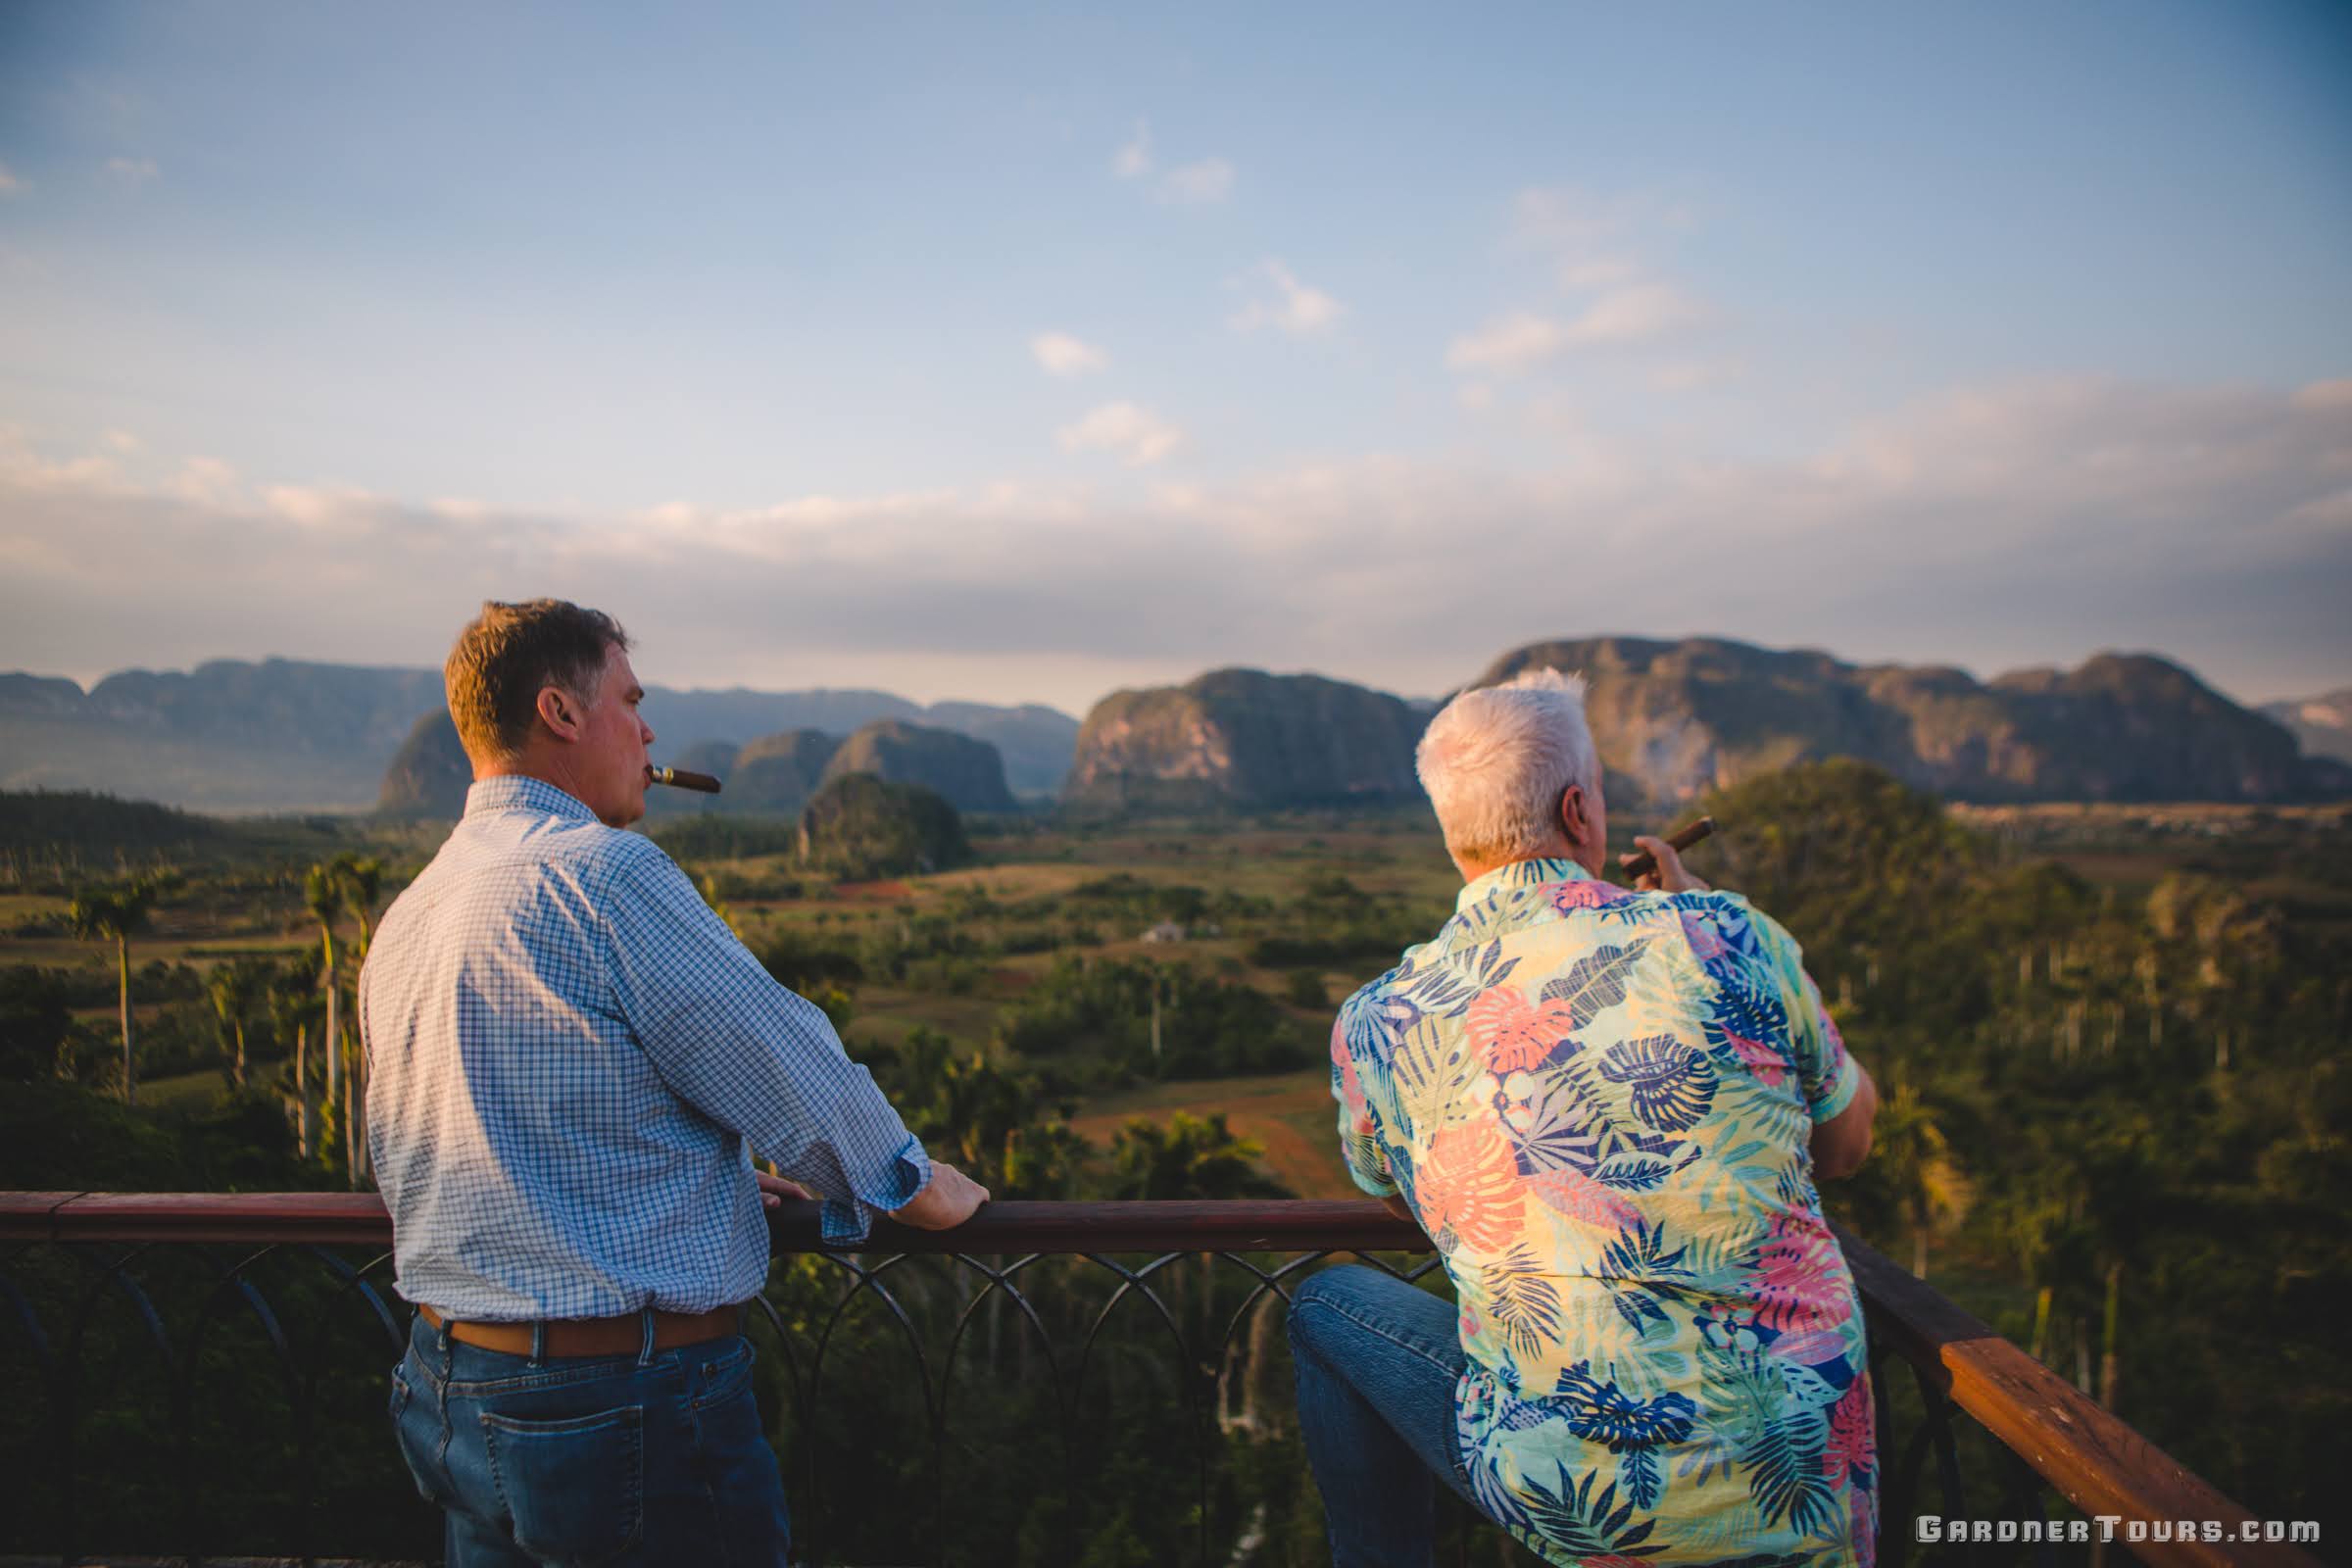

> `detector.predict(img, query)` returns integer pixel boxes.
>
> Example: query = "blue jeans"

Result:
[390,1311,791,1566]
[1289,1264,1479,1568]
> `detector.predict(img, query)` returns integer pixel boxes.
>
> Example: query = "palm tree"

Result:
[304,862,345,1164]
[336,857,384,1187]
[1869,1084,1973,1278]
[206,955,276,1091]
[68,882,156,1105]
[270,957,325,1157]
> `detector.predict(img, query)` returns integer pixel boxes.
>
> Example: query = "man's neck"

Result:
[1452,840,1591,885]
[476,754,596,814]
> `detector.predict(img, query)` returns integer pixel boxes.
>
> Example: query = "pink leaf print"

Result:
[1416,1124,1524,1253]
[1824,1374,1875,1490]
[1680,909,1727,962]
[1465,985,1579,1075]
[1546,878,1634,914]
[1728,1031,1788,1088]
[1768,1328,1847,1365]
[1751,1212,1854,1331]
[1527,1164,1642,1232]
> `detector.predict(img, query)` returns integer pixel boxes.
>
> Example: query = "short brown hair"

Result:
[444,600,630,762]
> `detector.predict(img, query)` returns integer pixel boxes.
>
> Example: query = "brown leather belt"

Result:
[418,1301,744,1358]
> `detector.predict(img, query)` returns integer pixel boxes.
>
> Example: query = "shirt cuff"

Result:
[1345,1160,1400,1199]
[818,1134,935,1246]
[1809,1054,1861,1124]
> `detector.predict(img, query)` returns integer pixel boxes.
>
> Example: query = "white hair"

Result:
[1415,667,1599,864]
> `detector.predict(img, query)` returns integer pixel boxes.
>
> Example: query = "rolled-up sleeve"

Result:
[601,851,931,1244]
[1754,910,1859,1124]
[1331,1009,1398,1198]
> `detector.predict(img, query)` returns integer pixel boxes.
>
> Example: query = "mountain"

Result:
[1063,668,1426,812]
[376,711,472,818]
[821,720,1017,813]
[922,702,1086,799]
[725,730,841,814]
[1472,639,2326,804]
[1,658,1079,812]
[2263,689,2352,765]
[798,773,970,878]
[0,659,447,812]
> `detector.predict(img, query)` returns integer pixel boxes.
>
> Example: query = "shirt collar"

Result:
[465,773,600,823]
[1456,854,1592,913]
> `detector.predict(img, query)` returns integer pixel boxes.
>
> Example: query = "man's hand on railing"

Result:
[756,1171,816,1208]
[890,1159,992,1230]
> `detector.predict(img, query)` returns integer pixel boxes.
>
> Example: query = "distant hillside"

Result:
[822,720,1016,813]
[2264,688,2352,765]
[726,730,841,815]
[798,773,970,878]
[1063,642,2339,813]
[0,790,220,858]
[1064,668,1426,812]
[1473,639,2328,805]
[376,710,471,818]
[2,658,1078,813]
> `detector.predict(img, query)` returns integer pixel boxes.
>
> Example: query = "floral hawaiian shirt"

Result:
[1332,857,1876,1566]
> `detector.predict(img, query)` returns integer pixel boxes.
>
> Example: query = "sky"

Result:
[1,0,2347,716]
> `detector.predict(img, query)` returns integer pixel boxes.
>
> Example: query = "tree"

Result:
[68,881,157,1105]
[270,953,325,1157]
[304,861,344,1162]
[336,857,384,1186]
[206,955,277,1091]
[1107,1111,1287,1201]
[1861,1084,1973,1278]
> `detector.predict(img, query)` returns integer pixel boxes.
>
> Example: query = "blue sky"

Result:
[1,1,2347,712]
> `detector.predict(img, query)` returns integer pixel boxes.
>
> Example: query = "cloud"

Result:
[0,162,20,195]
[1452,185,1716,377]
[104,157,160,185]
[1566,282,1707,344]
[1,377,2344,713]
[1056,401,1184,465]
[1031,331,1109,377]
[1446,285,1707,373]
[1113,120,1153,179]
[1158,158,1234,205]
[1229,260,1344,336]
[1446,312,1568,372]
[1111,120,1232,204]
[172,457,239,505]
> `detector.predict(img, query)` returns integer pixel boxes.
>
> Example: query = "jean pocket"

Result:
[480,1403,645,1566]
[690,1339,755,1411]
[388,1361,452,1507]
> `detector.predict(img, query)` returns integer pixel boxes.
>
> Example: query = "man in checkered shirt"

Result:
[363,598,988,1566]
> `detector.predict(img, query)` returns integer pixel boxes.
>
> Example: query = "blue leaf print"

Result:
[1511,1464,1664,1558]
[1599,1037,1719,1132]
[1502,1081,1605,1177]
[1594,1154,1677,1191]
[1538,940,1649,1028]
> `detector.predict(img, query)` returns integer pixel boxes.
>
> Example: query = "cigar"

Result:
[648,765,722,795]
[1617,815,1715,885]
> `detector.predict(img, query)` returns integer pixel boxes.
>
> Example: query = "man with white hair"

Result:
[1293,667,1881,1567]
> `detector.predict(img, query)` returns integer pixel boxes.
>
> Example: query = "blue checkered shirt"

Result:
[360,774,930,1319]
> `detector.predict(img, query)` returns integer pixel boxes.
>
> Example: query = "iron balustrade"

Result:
[0,1193,2319,1567]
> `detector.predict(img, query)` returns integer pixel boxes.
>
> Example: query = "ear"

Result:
[535,685,585,743]
[1558,783,1593,846]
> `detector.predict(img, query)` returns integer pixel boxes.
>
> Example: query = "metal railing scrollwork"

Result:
[0,1194,2319,1567]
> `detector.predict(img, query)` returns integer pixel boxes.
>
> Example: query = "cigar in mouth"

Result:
[1617,815,1716,885]
[648,765,723,795]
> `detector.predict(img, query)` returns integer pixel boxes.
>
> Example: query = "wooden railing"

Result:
[0,1192,2323,1567]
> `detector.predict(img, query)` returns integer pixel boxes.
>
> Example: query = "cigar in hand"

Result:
[1617,815,1716,885]
[647,765,723,795]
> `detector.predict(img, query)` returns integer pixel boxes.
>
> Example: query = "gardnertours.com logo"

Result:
[1917,1516,2319,1547]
